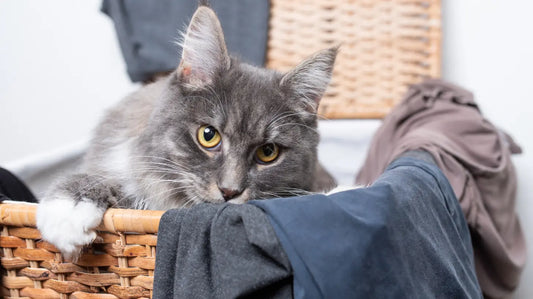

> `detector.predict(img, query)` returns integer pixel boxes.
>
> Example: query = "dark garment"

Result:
[252,157,482,299]
[152,204,293,299]
[0,167,36,203]
[101,0,270,82]
[356,79,526,299]
[153,157,481,298]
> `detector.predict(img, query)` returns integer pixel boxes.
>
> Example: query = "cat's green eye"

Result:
[256,143,280,164]
[198,125,221,149]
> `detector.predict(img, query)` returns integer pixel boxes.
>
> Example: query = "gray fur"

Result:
[44,5,337,211]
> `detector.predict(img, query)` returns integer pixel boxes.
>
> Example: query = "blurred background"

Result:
[0,0,532,297]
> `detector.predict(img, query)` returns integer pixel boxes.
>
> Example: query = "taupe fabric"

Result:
[356,79,526,299]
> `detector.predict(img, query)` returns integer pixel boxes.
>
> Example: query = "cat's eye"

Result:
[256,143,280,164]
[198,125,221,149]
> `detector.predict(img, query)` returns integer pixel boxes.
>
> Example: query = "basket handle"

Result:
[0,203,164,234]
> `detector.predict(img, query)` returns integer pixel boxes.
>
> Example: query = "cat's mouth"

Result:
[226,189,251,204]
[192,183,251,205]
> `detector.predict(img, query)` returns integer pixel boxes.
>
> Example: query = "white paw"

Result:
[36,194,105,260]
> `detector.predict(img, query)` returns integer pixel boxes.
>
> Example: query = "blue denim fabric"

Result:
[251,157,482,299]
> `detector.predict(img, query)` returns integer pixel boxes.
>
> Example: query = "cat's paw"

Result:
[36,194,105,260]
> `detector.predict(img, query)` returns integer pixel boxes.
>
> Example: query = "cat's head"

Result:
[139,5,337,207]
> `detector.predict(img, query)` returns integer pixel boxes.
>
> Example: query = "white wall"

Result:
[0,0,532,297]
[441,2,533,297]
[0,0,137,165]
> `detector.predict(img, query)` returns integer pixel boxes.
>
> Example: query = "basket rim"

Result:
[0,202,164,234]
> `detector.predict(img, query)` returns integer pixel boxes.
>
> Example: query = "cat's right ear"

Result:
[177,6,230,89]
[280,47,338,113]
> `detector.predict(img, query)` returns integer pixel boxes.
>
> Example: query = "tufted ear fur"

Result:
[177,6,230,89]
[280,47,338,112]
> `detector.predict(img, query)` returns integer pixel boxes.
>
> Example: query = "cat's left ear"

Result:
[280,47,338,113]
[177,6,230,89]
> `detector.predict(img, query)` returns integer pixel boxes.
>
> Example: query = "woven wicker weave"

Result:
[267,0,441,118]
[1,1,442,298]
[1,203,163,299]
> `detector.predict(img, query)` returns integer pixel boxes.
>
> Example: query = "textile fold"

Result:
[356,79,526,299]
[101,0,270,82]
[153,204,293,299]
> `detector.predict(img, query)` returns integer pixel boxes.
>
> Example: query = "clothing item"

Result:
[152,203,293,299]
[101,0,270,82]
[153,156,481,298]
[0,167,36,203]
[253,157,481,299]
[356,79,525,299]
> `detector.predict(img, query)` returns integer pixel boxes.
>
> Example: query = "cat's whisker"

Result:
[130,154,186,163]
[123,168,189,177]
[259,187,314,198]
[205,85,228,120]
[130,156,193,170]
[282,188,314,195]
[182,195,200,208]
[268,111,301,127]
[138,182,190,205]
[267,111,318,135]
[181,95,218,114]
[142,180,193,193]
[317,113,331,121]
[112,195,136,209]
[62,174,113,200]
[132,161,188,169]
[269,122,319,134]
[128,163,197,181]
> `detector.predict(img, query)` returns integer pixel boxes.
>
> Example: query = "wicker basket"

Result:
[267,0,441,118]
[1,203,163,299]
[1,0,441,298]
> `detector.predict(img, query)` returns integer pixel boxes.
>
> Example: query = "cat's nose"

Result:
[219,187,242,201]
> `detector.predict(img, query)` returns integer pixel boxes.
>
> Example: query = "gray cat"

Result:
[37,4,337,259]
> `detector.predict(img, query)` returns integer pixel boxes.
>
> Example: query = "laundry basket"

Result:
[1,203,163,299]
[0,0,441,298]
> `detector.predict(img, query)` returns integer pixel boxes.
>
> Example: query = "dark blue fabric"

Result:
[251,157,482,299]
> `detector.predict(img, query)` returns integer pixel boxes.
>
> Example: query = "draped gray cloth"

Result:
[152,204,293,299]
[101,0,270,82]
